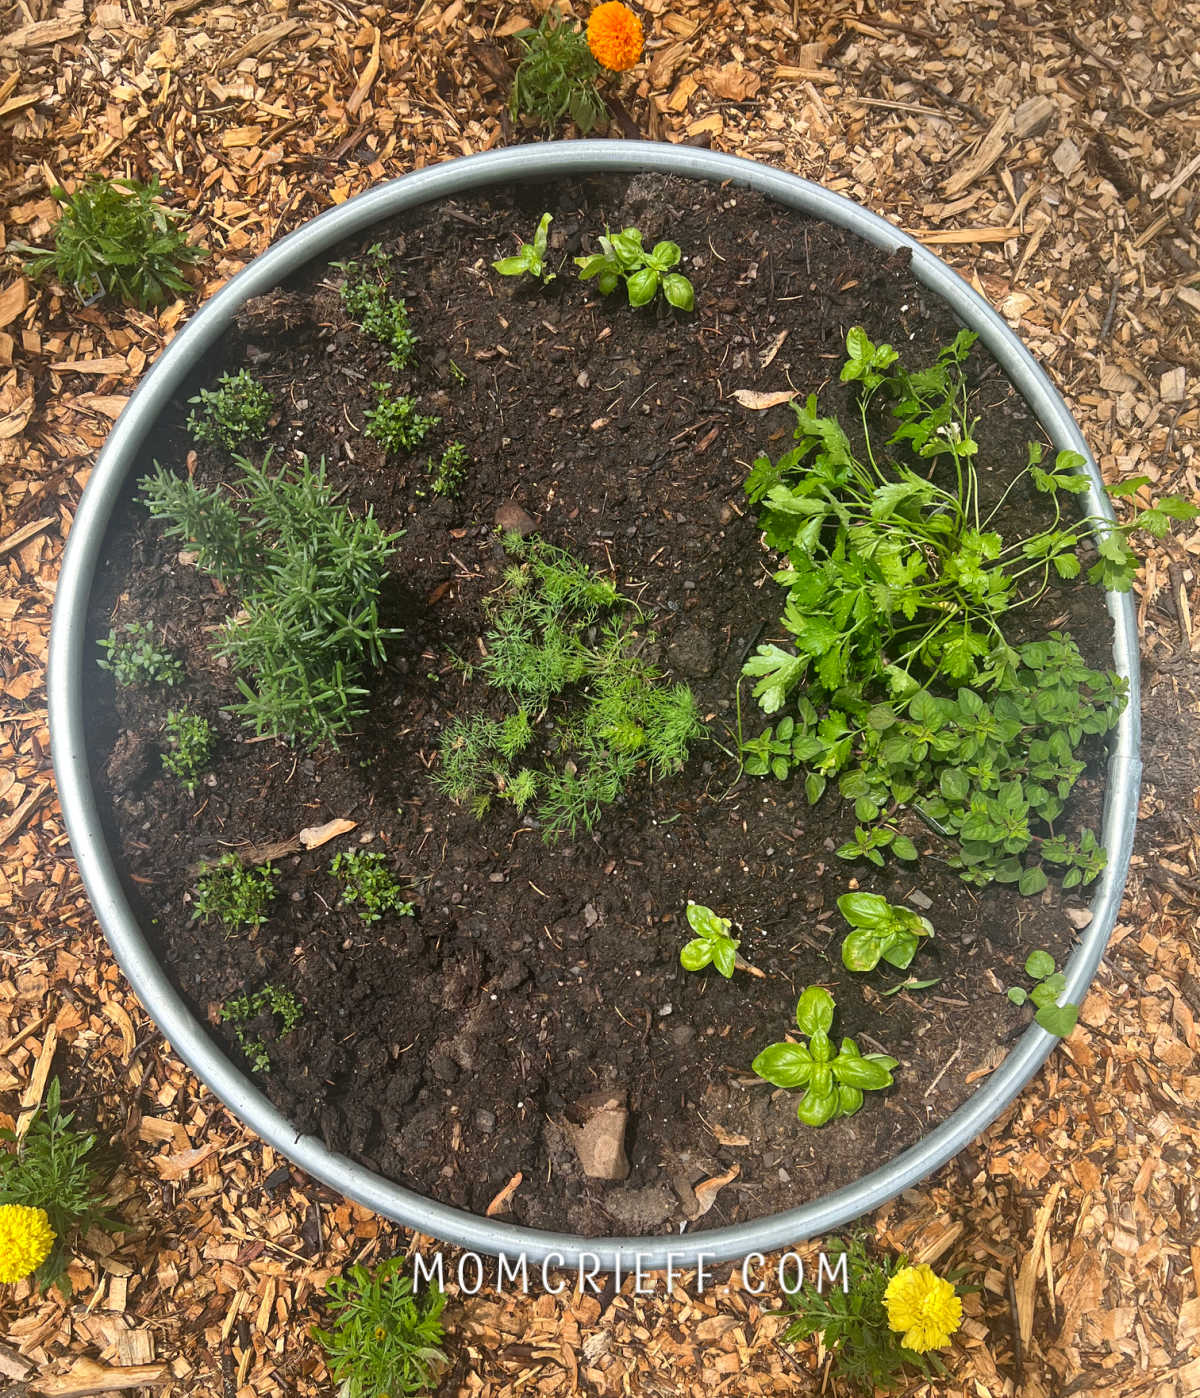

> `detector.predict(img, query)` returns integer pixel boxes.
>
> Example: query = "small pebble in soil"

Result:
[907,889,934,910]
[429,1055,459,1083]
[475,1109,496,1133]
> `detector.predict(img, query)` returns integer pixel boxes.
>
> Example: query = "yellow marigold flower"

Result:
[884,1264,962,1353]
[587,2,644,72]
[0,1204,55,1284]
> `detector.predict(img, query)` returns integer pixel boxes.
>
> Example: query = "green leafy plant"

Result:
[13,175,205,308]
[739,327,1196,889]
[836,892,933,973]
[575,226,695,310]
[434,540,705,842]
[774,1235,954,1393]
[493,213,556,282]
[192,853,277,933]
[679,902,740,978]
[161,709,214,794]
[335,245,418,370]
[186,369,273,452]
[330,850,415,922]
[752,986,898,1126]
[0,1078,119,1293]
[97,620,183,688]
[141,454,401,745]
[312,1256,447,1398]
[219,985,303,1072]
[509,7,605,133]
[1007,949,1079,1037]
[364,384,440,454]
[429,440,470,498]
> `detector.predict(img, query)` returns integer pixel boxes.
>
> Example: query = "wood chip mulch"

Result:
[2,2,1199,1395]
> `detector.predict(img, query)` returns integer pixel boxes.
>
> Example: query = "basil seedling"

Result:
[679,902,740,978]
[837,892,933,973]
[1007,950,1079,1037]
[575,226,695,310]
[753,986,899,1126]
[492,212,555,282]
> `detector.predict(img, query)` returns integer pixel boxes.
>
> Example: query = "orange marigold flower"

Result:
[587,3,644,72]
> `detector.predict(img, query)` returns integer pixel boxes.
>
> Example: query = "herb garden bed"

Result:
[72,164,1136,1240]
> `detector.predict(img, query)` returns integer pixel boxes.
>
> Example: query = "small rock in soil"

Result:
[475,1109,496,1133]
[907,889,934,910]
[601,1183,676,1231]
[494,501,538,537]
[568,1092,629,1181]
[429,1054,460,1084]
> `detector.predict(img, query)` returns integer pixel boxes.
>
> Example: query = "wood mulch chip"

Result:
[2,0,1199,1394]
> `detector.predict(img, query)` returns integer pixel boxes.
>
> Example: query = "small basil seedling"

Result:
[752,986,898,1126]
[575,225,695,311]
[680,902,740,978]
[836,891,934,973]
[492,212,555,283]
[1007,949,1079,1037]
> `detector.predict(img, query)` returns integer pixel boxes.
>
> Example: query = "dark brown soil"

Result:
[86,173,1114,1237]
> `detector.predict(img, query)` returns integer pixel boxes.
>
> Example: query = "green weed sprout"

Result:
[510,8,605,133]
[13,175,205,308]
[575,226,695,310]
[193,854,276,933]
[219,985,303,1073]
[140,454,401,745]
[753,987,898,1126]
[161,709,214,794]
[836,893,933,973]
[493,213,556,282]
[312,1256,447,1398]
[330,850,415,922]
[364,384,440,454]
[1007,950,1079,1037]
[335,246,418,370]
[98,621,183,688]
[186,369,273,452]
[774,1236,959,1392]
[679,902,740,978]
[0,1078,118,1293]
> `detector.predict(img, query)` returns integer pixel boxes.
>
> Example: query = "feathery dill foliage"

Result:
[14,175,205,308]
[186,369,273,452]
[510,7,606,133]
[434,539,705,842]
[312,1257,447,1398]
[0,1078,118,1293]
[140,453,401,745]
[334,244,418,370]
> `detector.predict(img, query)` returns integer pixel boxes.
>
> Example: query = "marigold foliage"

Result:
[884,1264,963,1352]
[587,2,644,71]
[0,1205,55,1285]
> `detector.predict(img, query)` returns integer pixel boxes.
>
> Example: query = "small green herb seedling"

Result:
[193,854,276,934]
[13,175,205,308]
[493,213,556,282]
[161,709,214,794]
[680,902,741,978]
[186,369,273,452]
[219,985,303,1073]
[335,245,418,370]
[509,8,605,133]
[429,440,469,497]
[98,621,183,688]
[753,986,898,1126]
[330,850,415,922]
[0,1077,118,1293]
[575,226,695,310]
[364,383,440,454]
[837,892,933,973]
[1008,950,1079,1037]
[312,1256,447,1398]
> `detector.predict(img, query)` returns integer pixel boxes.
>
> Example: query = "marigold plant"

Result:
[587,2,644,71]
[0,1205,55,1285]
[884,1264,963,1353]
